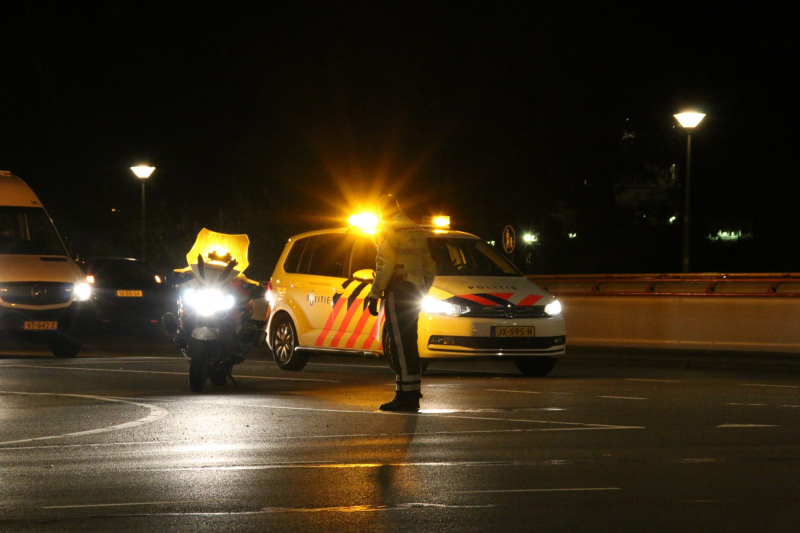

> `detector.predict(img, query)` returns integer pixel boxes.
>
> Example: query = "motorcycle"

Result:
[162,229,267,392]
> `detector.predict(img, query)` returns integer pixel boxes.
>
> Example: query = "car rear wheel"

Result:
[271,315,308,371]
[383,328,428,374]
[515,356,556,377]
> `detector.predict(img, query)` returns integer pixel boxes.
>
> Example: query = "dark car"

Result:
[81,258,177,336]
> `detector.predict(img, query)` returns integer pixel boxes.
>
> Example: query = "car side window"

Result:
[284,237,310,274]
[307,234,353,278]
[350,237,376,276]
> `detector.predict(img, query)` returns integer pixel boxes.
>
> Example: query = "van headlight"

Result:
[422,296,470,316]
[544,299,562,317]
[73,282,91,301]
[183,288,235,317]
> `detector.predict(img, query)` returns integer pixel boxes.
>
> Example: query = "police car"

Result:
[266,215,566,376]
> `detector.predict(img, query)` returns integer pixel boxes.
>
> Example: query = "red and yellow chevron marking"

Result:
[316,282,384,350]
[517,294,543,306]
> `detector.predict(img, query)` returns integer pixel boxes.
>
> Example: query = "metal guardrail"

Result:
[527,273,800,298]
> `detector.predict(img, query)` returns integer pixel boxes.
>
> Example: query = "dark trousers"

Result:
[384,280,423,394]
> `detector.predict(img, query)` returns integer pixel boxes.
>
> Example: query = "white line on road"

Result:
[742,384,800,389]
[155,459,587,473]
[44,500,229,510]
[1,422,645,452]
[4,364,340,383]
[0,391,169,446]
[717,424,780,428]
[486,389,542,394]
[598,396,648,401]
[450,487,621,494]
[626,378,681,383]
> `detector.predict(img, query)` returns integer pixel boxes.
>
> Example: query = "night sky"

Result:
[1,3,797,278]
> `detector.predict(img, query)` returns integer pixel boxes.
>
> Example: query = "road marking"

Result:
[259,503,494,513]
[598,396,648,401]
[0,391,169,446]
[725,403,767,406]
[486,389,542,394]
[44,500,229,510]
[626,378,681,383]
[717,424,780,428]
[153,459,598,473]
[450,487,621,494]
[2,421,645,452]
[4,364,340,383]
[742,384,800,389]
[84,395,639,430]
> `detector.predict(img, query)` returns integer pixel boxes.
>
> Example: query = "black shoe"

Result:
[379,394,420,412]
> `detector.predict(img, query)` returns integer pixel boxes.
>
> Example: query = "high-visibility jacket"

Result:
[369,211,436,299]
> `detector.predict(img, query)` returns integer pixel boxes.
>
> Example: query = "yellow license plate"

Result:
[24,321,58,330]
[494,326,535,337]
[117,290,143,297]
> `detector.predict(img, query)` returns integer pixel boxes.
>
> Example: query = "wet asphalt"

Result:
[1,334,800,532]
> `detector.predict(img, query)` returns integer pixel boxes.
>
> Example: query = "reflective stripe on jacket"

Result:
[369,211,436,298]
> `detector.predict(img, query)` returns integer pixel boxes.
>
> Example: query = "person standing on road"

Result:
[365,194,436,412]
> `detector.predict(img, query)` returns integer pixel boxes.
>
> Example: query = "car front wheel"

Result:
[515,356,557,377]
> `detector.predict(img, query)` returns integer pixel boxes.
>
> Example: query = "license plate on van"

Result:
[117,290,143,297]
[24,321,58,330]
[493,326,535,337]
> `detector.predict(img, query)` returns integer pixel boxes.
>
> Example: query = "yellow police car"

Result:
[266,216,566,376]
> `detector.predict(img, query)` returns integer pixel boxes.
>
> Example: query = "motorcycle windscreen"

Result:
[185,228,250,274]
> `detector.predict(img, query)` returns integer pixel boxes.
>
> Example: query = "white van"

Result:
[0,171,91,357]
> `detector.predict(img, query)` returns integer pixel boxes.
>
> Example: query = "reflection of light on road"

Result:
[174,443,243,454]
[419,409,459,414]
[260,503,495,513]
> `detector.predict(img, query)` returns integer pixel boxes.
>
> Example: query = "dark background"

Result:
[1,2,797,279]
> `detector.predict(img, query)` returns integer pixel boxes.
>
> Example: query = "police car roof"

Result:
[285,227,480,242]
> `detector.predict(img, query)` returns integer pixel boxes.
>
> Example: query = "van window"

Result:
[350,237,376,276]
[0,207,66,256]
[283,237,309,274]
[307,234,352,278]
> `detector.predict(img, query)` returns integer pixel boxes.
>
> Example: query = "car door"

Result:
[295,233,354,347]
[329,235,384,351]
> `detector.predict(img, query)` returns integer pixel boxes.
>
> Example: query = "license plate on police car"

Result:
[24,321,58,330]
[493,326,535,337]
[117,290,143,297]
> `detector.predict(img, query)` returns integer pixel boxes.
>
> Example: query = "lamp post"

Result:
[674,112,705,273]
[130,165,155,261]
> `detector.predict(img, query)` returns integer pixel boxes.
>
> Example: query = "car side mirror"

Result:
[352,269,375,282]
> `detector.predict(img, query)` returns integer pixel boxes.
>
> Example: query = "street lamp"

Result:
[674,112,705,273]
[130,165,155,261]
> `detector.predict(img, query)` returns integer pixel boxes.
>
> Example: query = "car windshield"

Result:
[85,260,160,287]
[0,207,67,256]
[427,237,521,277]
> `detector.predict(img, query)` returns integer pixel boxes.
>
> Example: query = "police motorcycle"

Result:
[162,229,267,392]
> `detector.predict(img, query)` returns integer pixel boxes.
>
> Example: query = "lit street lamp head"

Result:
[131,165,156,179]
[674,112,706,129]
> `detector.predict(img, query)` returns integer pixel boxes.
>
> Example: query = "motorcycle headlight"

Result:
[73,282,91,301]
[544,299,562,317]
[183,288,235,317]
[422,296,470,316]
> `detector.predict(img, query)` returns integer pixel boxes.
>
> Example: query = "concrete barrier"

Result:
[528,274,800,353]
